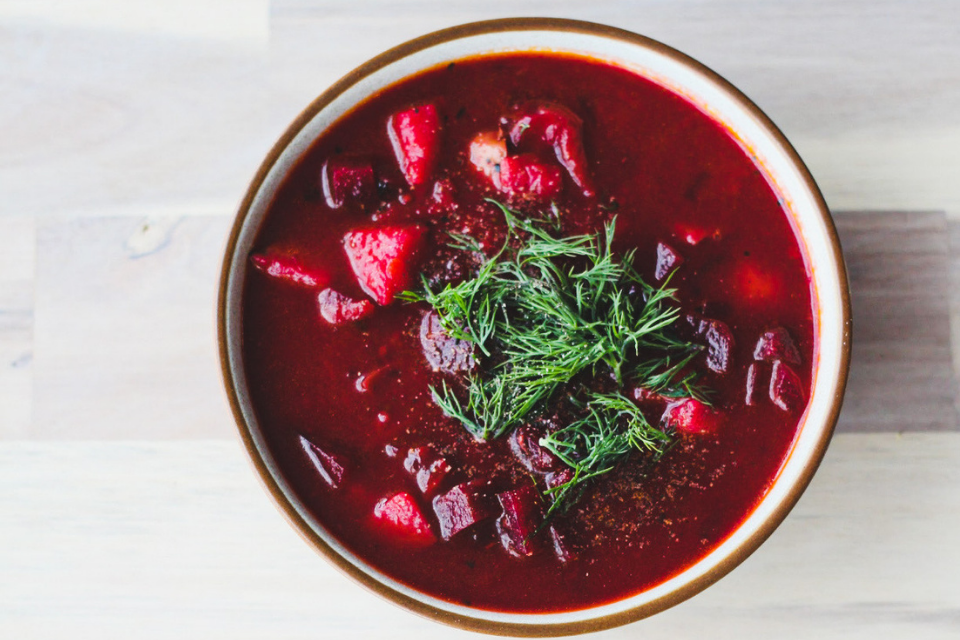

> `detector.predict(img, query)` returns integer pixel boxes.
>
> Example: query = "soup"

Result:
[240,53,813,613]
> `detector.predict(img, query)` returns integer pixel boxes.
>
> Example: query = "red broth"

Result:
[241,54,813,613]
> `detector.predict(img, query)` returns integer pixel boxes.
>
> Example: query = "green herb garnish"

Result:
[540,392,671,510]
[401,201,704,513]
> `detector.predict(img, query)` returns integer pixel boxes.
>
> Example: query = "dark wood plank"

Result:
[835,211,959,431]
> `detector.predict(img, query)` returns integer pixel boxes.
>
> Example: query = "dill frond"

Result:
[404,202,706,511]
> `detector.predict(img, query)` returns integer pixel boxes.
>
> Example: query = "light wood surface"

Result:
[2,435,957,639]
[1,1,959,638]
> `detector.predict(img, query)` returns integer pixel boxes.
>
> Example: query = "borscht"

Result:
[240,53,813,613]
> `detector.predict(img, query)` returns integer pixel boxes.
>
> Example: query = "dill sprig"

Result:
[402,201,704,512]
[540,391,671,514]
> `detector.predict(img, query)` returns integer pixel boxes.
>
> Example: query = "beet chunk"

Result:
[745,363,760,406]
[250,253,329,289]
[663,398,720,435]
[507,102,593,196]
[387,103,441,187]
[548,526,573,564]
[544,467,574,492]
[704,321,734,374]
[770,360,805,411]
[632,386,671,419]
[509,424,560,474]
[498,154,564,201]
[753,327,802,364]
[419,311,475,374]
[468,130,507,181]
[298,435,346,489]
[321,156,376,210]
[432,482,498,541]
[496,485,544,557]
[373,492,434,542]
[654,242,684,281]
[403,446,452,495]
[317,288,374,325]
[685,314,734,374]
[427,179,458,217]
[343,225,426,305]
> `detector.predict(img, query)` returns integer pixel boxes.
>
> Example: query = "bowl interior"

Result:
[220,19,849,635]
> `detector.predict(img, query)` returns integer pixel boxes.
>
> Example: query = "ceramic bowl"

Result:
[218,17,852,636]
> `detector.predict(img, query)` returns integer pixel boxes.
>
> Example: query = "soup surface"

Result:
[241,53,813,613]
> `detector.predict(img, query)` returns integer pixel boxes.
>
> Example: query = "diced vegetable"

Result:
[544,467,573,491]
[685,314,734,374]
[250,253,329,289]
[317,288,374,325]
[403,446,452,495]
[427,179,458,217]
[373,492,434,542]
[508,424,559,473]
[419,311,475,374]
[632,386,668,406]
[387,103,441,187]
[507,103,594,196]
[432,482,497,541]
[770,361,805,411]
[496,485,544,557]
[320,157,376,210]
[343,225,427,304]
[704,320,734,374]
[498,154,564,200]
[745,363,759,406]
[468,131,507,181]
[753,327,802,364]
[548,526,573,564]
[298,435,346,489]
[654,241,684,281]
[663,398,720,435]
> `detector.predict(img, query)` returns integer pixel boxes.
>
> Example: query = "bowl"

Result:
[218,17,852,636]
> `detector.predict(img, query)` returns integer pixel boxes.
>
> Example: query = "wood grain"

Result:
[3,211,955,439]
[1,3,958,638]
[835,212,960,431]
[1,434,957,639]
[0,217,35,438]
[1,1,959,218]
[29,215,234,439]
[0,0,268,43]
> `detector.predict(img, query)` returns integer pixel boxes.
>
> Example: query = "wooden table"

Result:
[2,2,958,638]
